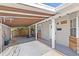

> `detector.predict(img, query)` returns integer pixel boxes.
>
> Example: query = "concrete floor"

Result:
[2,37,78,56]
[2,37,35,51]
[55,43,79,56]
[38,38,52,47]
[15,37,35,45]
[1,41,63,56]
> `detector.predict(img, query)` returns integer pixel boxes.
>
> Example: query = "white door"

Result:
[55,20,70,47]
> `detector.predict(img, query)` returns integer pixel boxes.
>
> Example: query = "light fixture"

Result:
[10,18,14,23]
[3,17,6,22]
[59,16,61,18]
[0,17,3,23]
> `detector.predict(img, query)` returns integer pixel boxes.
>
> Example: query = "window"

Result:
[70,18,76,37]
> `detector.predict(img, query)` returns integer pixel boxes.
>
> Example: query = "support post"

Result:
[0,18,3,53]
[51,19,56,48]
[76,16,79,54]
[28,26,31,37]
[35,24,37,40]
[76,16,79,38]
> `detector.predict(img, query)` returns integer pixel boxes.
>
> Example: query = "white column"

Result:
[76,16,79,38]
[35,24,37,40]
[76,16,79,54]
[28,26,31,37]
[0,18,3,53]
[51,19,56,48]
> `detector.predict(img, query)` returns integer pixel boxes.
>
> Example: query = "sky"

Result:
[43,3,62,7]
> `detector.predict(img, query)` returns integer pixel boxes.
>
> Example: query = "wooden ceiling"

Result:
[0,3,55,27]
[2,18,45,27]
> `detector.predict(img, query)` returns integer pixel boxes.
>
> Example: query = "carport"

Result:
[0,3,56,53]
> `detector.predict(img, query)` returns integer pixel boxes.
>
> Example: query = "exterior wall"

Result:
[37,20,52,47]
[41,22,49,40]
[11,27,29,37]
[0,23,11,53]
[2,24,11,51]
[2,24,11,41]
[55,11,79,55]
[55,8,79,45]
[38,20,52,40]
[0,23,2,53]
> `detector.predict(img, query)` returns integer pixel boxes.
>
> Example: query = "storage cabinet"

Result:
[69,36,79,53]
[69,36,77,52]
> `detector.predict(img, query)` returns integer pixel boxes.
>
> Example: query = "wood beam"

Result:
[0,5,55,16]
[0,12,49,18]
